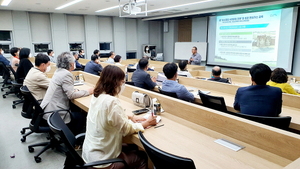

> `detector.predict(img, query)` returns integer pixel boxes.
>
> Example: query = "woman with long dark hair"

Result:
[83,65,157,169]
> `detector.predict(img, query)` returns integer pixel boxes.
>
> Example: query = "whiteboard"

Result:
[174,42,207,61]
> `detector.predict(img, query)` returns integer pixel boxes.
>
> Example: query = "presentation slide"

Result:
[207,7,298,72]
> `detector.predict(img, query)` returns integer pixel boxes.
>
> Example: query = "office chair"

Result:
[159,88,178,98]
[5,65,24,108]
[19,85,36,141]
[47,111,128,168]
[0,61,12,91]
[226,111,292,130]
[198,90,227,112]
[138,131,196,169]
[125,81,135,86]
[20,85,64,163]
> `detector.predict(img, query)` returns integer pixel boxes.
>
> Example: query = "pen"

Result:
[154,124,164,129]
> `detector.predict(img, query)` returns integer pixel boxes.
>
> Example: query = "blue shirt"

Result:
[234,85,282,117]
[84,61,103,76]
[190,53,201,65]
[0,54,10,65]
[132,69,156,90]
[162,80,194,102]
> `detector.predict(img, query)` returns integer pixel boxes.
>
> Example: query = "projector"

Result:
[123,3,141,15]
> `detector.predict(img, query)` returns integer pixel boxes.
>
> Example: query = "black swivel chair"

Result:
[138,131,196,169]
[125,81,135,86]
[0,61,12,91]
[47,111,128,168]
[5,65,24,108]
[159,88,178,98]
[225,111,292,130]
[20,85,64,163]
[198,90,228,112]
[19,85,36,141]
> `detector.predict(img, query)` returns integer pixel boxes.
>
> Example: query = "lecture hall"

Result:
[1,0,300,168]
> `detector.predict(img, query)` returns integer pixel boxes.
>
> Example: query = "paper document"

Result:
[143,113,162,123]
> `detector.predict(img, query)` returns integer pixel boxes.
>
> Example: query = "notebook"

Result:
[156,72,167,82]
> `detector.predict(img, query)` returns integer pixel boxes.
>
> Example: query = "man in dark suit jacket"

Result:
[234,63,282,117]
[132,58,157,90]
[208,66,230,83]
[84,55,103,76]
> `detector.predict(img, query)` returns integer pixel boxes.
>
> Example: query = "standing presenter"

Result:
[188,46,201,65]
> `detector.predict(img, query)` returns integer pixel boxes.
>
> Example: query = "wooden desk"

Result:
[77,58,89,66]
[71,77,300,168]
[99,62,126,73]
[223,69,250,76]
[177,76,300,131]
[189,70,251,85]
[125,69,300,131]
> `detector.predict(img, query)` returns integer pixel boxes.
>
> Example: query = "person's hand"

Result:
[190,58,194,61]
[88,87,94,95]
[142,115,157,128]
[132,115,146,123]
[151,76,157,82]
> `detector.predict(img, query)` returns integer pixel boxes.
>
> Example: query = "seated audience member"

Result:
[132,58,157,90]
[208,66,230,83]
[178,60,192,77]
[23,54,50,116]
[94,49,100,56]
[40,52,93,134]
[162,63,194,102]
[16,48,33,83]
[114,55,122,66]
[0,48,10,65]
[106,51,115,64]
[78,49,85,59]
[136,56,154,71]
[10,47,20,72]
[82,65,156,169]
[84,55,103,76]
[47,49,56,63]
[267,68,300,95]
[234,63,282,117]
[72,51,83,70]
[24,53,50,100]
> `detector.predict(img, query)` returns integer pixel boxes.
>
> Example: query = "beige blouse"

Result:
[82,94,144,168]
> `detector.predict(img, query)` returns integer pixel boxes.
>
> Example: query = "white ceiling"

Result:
[0,0,299,20]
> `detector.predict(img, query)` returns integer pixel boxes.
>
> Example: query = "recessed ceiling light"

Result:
[55,0,83,10]
[1,0,12,6]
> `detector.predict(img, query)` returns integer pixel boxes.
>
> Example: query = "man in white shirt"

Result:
[106,51,115,64]
[47,49,55,63]
[178,60,193,77]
